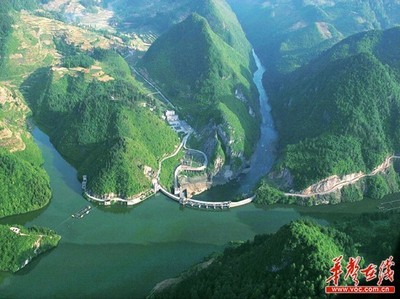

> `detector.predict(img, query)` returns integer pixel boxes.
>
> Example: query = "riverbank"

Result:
[0,225,60,273]
[1,127,398,298]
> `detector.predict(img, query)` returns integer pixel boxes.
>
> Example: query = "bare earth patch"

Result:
[316,22,332,39]
[0,86,29,152]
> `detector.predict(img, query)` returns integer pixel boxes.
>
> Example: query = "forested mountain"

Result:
[0,0,60,273]
[152,213,400,298]
[111,0,252,57]
[229,0,400,75]
[140,11,259,174]
[151,219,358,298]
[25,48,179,197]
[268,27,400,196]
[0,1,52,218]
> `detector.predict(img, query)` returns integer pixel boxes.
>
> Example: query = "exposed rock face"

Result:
[302,172,364,195]
[288,156,399,205]
[179,174,211,198]
[213,155,224,174]
[195,123,247,186]
[268,168,294,190]
[300,156,394,196]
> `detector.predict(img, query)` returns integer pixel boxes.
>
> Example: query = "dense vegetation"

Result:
[229,0,400,75]
[153,213,400,298]
[0,2,13,67]
[265,28,400,195]
[0,148,51,218]
[254,179,293,205]
[0,224,60,272]
[111,0,252,58]
[140,13,259,162]
[0,0,38,67]
[152,219,358,298]
[23,48,179,197]
[334,212,400,264]
[0,6,53,217]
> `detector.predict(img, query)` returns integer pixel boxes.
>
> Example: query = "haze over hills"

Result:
[111,0,253,58]
[225,0,400,204]
[229,0,400,75]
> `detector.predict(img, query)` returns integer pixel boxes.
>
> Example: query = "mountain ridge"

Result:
[264,27,400,203]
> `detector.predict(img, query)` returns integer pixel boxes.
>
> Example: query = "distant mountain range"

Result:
[229,0,400,74]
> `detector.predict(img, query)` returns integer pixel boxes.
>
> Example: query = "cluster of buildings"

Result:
[163,110,192,134]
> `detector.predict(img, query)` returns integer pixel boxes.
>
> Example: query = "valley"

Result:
[0,0,400,298]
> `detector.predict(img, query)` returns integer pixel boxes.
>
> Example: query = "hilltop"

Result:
[150,212,400,297]
[140,12,259,179]
[150,219,358,298]
[264,27,400,203]
[0,225,61,273]
[111,0,252,57]
[23,46,180,198]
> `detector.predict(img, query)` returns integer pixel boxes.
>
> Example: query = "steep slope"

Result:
[0,225,60,273]
[111,0,252,57]
[229,0,400,75]
[0,2,52,218]
[150,219,358,298]
[0,86,52,218]
[0,2,180,199]
[268,28,400,198]
[24,49,180,198]
[140,13,259,176]
[0,0,60,273]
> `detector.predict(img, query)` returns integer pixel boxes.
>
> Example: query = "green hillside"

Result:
[229,0,400,75]
[0,2,52,217]
[24,49,180,197]
[140,13,259,163]
[151,219,358,298]
[0,2,59,274]
[0,225,60,273]
[268,27,400,192]
[0,148,51,218]
[111,0,252,57]
[152,212,400,297]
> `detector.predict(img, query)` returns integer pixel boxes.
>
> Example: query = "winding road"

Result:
[284,156,400,198]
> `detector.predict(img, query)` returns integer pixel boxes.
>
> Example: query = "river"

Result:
[0,53,305,298]
[194,50,278,200]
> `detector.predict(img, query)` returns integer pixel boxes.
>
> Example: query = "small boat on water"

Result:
[72,206,92,218]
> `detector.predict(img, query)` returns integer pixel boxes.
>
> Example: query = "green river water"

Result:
[0,128,311,298]
[0,52,387,298]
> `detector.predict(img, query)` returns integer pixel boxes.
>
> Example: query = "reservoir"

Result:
[0,128,303,298]
[0,53,312,298]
